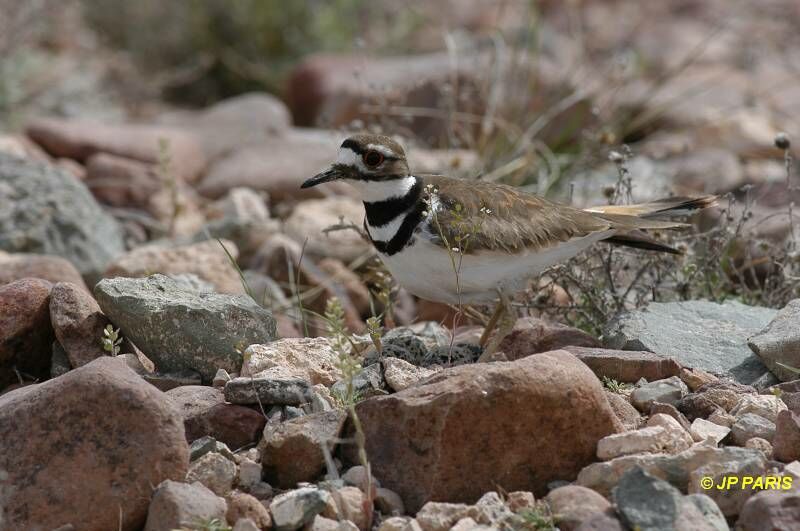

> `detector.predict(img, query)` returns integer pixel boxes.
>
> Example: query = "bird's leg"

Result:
[478,301,505,348]
[478,292,517,362]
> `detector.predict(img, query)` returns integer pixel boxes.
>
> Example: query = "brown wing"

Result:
[422,175,613,254]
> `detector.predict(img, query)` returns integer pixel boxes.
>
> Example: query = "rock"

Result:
[544,485,612,531]
[197,133,353,201]
[237,458,263,490]
[497,317,599,361]
[648,413,694,449]
[744,437,773,457]
[597,424,690,461]
[49,281,113,368]
[259,409,347,488]
[325,486,370,530]
[242,338,342,385]
[677,381,756,421]
[144,370,203,391]
[414,502,475,531]
[0,357,188,530]
[650,402,692,432]
[331,363,386,401]
[577,445,766,497]
[144,480,227,531]
[708,409,736,428]
[167,385,266,450]
[564,346,682,383]
[84,152,162,209]
[680,367,719,392]
[270,487,330,531]
[225,371,313,406]
[94,274,276,382]
[630,376,688,411]
[730,394,787,423]
[0,278,54,389]
[690,418,730,444]
[105,239,247,295]
[603,300,777,384]
[470,492,514,528]
[0,153,125,281]
[186,451,237,496]
[731,413,776,445]
[382,357,436,392]
[159,92,291,159]
[773,410,800,462]
[375,487,405,516]
[378,517,423,531]
[0,251,87,290]
[574,514,626,531]
[50,341,72,378]
[605,391,642,430]
[613,468,725,531]
[748,299,800,382]
[505,492,535,514]
[310,516,359,531]
[213,368,232,387]
[343,465,380,490]
[737,489,800,530]
[684,494,729,531]
[226,491,272,530]
[689,454,768,518]
[346,350,622,512]
[233,518,261,531]
[284,196,370,262]
[189,436,236,462]
[26,118,206,181]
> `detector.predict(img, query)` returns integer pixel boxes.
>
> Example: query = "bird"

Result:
[302,133,717,347]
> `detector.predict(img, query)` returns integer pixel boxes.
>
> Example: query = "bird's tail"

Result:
[584,195,718,254]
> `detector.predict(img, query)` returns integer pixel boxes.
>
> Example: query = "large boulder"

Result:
[347,350,623,512]
[0,153,125,281]
[603,300,777,385]
[0,357,189,531]
[94,274,276,382]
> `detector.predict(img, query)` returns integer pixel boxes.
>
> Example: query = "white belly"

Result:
[379,230,613,305]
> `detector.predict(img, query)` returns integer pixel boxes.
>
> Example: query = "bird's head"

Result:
[301,134,411,199]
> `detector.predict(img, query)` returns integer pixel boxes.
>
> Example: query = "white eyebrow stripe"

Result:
[336,147,366,171]
[366,144,396,157]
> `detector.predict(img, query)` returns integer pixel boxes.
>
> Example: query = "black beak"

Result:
[301,167,342,189]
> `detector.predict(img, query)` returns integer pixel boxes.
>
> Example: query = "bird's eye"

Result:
[363,150,384,168]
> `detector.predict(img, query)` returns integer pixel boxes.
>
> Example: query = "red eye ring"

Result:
[363,150,384,167]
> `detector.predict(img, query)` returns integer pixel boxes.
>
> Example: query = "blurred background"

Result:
[1,0,799,333]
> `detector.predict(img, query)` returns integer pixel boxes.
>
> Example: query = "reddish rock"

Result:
[167,385,266,450]
[84,152,162,209]
[0,251,87,290]
[773,410,800,463]
[736,489,800,531]
[26,118,206,181]
[0,278,54,389]
[497,317,599,361]
[564,346,682,383]
[605,391,641,431]
[49,282,112,368]
[0,357,189,531]
[347,350,622,512]
[260,409,348,489]
[545,485,613,531]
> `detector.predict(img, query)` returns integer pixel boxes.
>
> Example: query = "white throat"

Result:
[348,176,417,203]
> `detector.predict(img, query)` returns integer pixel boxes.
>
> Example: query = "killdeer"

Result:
[302,134,716,345]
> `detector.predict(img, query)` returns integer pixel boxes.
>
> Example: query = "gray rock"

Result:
[631,376,688,411]
[613,468,726,531]
[225,375,312,406]
[144,480,227,531]
[94,275,275,382]
[748,299,800,382]
[731,413,776,445]
[166,273,216,294]
[143,370,202,391]
[50,342,72,378]
[0,153,124,281]
[189,436,235,462]
[270,487,330,531]
[186,451,237,496]
[331,363,385,400]
[604,300,777,384]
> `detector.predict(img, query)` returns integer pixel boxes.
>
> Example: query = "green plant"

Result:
[505,502,558,531]
[173,517,232,531]
[101,324,122,356]
[602,376,632,394]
